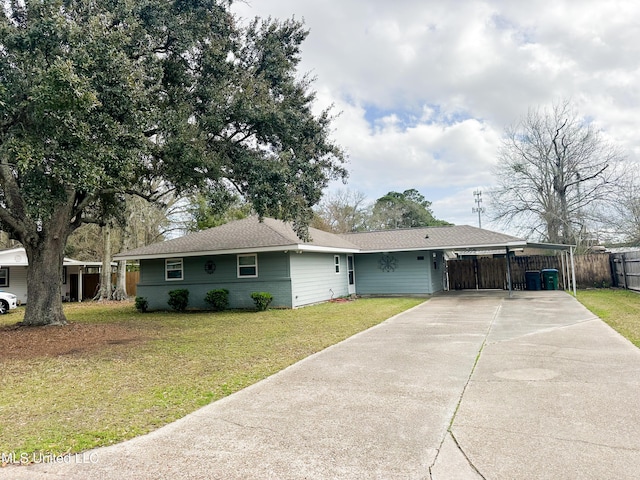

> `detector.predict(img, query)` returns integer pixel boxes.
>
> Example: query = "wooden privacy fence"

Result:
[122,271,139,297]
[611,251,640,291]
[81,272,139,300]
[447,254,612,291]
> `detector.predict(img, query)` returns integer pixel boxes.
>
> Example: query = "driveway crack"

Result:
[450,431,487,479]
[428,301,502,478]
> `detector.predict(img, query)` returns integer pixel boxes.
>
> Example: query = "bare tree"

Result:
[122,192,182,249]
[605,173,640,245]
[490,100,625,246]
[313,189,371,233]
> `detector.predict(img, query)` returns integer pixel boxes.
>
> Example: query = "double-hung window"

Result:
[237,254,258,278]
[165,258,184,281]
[334,255,341,274]
[0,268,8,287]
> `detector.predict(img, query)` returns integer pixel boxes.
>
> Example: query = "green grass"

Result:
[0,298,423,457]
[577,289,640,348]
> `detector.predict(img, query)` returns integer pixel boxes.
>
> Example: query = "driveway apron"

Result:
[446,292,640,480]
[2,291,639,479]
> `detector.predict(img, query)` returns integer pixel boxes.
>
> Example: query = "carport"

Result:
[518,242,576,295]
[447,241,576,296]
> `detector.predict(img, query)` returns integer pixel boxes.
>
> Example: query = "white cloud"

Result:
[234,0,640,231]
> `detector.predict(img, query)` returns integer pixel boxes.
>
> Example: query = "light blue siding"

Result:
[354,251,438,295]
[290,252,349,307]
[137,252,293,310]
[135,248,445,311]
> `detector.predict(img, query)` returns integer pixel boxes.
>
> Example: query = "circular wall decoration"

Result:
[379,254,397,272]
[204,260,216,274]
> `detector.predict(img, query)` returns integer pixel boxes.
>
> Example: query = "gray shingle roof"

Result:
[115,217,527,260]
[340,225,526,252]
[115,216,360,259]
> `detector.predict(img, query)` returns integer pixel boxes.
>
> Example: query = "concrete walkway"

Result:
[2,291,640,479]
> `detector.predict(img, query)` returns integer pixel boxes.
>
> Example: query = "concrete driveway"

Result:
[2,291,640,479]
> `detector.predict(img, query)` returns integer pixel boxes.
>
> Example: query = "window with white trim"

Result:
[237,254,258,277]
[165,258,184,281]
[334,255,341,274]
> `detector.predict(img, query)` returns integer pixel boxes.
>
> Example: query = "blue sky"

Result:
[232,0,640,233]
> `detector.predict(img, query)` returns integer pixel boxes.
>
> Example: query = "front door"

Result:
[69,274,79,302]
[347,255,356,295]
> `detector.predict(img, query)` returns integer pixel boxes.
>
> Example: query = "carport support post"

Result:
[570,246,577,296]
[506,247,513,297]
[565,251,571,290]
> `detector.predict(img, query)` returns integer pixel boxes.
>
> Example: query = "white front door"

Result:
[347,255,356,295]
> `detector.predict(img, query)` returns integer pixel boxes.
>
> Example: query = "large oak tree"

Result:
[0,0,346,326]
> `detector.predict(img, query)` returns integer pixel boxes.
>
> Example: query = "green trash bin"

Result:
[541,269,559,290]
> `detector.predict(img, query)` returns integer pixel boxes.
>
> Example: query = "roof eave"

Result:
[359,241,528,253]
[297,245,360,254]
[114,244,360,261]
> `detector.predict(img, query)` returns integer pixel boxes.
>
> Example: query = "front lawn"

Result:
[577,289,640,348]
[0,298,423,457]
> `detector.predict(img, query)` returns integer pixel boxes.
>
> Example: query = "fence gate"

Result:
[447,258,508,290]
[611,252,640,291]
[448,258,481,290]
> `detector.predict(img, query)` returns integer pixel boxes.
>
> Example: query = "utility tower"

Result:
[472,190,485,229]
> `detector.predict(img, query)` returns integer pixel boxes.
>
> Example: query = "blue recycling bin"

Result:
[525,271,541,290]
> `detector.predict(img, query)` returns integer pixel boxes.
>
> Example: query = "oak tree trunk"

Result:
[22,237,68,326]
[17,192,74,326]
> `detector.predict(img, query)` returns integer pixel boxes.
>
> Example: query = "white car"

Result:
[0,291,18,314]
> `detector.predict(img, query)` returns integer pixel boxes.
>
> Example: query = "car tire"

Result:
[0,301,7,315]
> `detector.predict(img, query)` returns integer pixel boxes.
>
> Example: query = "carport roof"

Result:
[340,225,527,252]
[524,241,574,251]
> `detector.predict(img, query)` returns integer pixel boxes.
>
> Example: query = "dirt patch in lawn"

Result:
[0,322,149,360]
